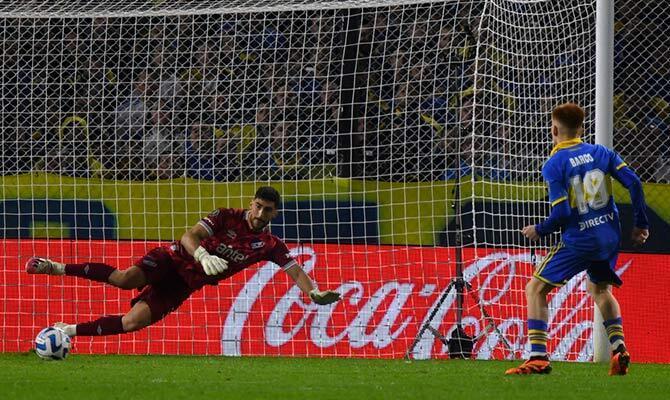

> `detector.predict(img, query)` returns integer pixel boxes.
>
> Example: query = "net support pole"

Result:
[338,9,364,178]
[593,0,614,363]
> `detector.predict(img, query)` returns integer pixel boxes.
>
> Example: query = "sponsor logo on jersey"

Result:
[215,243,249,263]
[578,212,615,231]
[226,230,237,239]
[251,241,265,249]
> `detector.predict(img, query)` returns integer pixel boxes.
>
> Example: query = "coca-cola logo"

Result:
[4,239,661,361]
[221,246,632,360]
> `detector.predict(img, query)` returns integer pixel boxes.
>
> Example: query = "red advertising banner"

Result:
[1,240,667,362]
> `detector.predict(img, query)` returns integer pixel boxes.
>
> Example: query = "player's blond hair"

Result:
[552,103,585,137]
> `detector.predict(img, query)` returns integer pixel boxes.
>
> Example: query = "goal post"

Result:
[0,0,666,362]
[592,0,614,364]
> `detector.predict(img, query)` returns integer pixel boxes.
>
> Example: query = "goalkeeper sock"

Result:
[603,317,625,351]
[76,315,125,336]
[528,319,548,358]
[65,263,116,283]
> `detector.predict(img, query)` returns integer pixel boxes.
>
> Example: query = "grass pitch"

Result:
[1,353,669,400]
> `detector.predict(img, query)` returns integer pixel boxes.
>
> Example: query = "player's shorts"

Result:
[534,242,622,287]
[131,246,195,323]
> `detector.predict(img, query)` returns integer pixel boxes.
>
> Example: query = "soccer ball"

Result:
[34,327,71,360]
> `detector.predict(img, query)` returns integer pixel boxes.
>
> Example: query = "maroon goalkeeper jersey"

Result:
[169,208,297,290]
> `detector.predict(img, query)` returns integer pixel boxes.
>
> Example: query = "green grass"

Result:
[1,353,669,400]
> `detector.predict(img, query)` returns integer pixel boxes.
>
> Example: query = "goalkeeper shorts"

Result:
[131,247,195,323]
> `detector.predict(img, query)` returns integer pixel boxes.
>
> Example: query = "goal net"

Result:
[1,0,665,361]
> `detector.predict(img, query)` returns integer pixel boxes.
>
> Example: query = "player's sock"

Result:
[528,319,548,358]
[75,315,125,336]
[603,317,625,352]
[65,263,116,283]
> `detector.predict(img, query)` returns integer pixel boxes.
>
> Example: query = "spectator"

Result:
[255,121,305,180]
[183,116,219,181]
[38,117,90,178]
[214,101,272,181]
[115,67,156,142]
[140,99,182,180]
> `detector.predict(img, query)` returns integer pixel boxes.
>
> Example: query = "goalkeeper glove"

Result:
[309,289,341,305]
[193,246,228,276]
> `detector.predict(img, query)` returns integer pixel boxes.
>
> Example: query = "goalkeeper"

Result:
[26,186,341,337]
[507,103,649,376]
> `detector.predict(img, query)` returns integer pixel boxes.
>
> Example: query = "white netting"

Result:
[1,0,664,361]
[468,0,597,361]
[612,1,670,185]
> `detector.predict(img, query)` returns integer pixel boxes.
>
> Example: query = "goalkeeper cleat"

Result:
[504,359,552,375]
[25,257,65,275]
[609,350,630,376]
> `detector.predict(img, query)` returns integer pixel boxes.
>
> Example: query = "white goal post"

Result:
[593,0,614,364]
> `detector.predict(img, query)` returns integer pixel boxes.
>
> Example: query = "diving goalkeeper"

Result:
[26,186,341,337]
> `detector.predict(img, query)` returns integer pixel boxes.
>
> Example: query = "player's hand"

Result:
[309,289,341,305]
[631,227,649,247]
[521,225,540,241]
[193,246,229,275]
[200,254,229,275]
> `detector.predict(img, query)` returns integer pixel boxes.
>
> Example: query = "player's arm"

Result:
[610,153,650,245]
[271,240,340,305]
[180,219,229,275]
[534,183,571,237]
[523,162,571,240]
[284,265,341,306]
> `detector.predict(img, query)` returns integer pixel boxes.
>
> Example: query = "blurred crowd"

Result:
[2,10,342,181]
[612,1,670,182]
[0,1,667,183]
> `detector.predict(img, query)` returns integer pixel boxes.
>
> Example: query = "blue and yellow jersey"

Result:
[537,138,649,260]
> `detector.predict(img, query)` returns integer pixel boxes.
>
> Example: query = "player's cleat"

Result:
[609,350,630,376]
[25,257,65,275]
[504,359,552,375]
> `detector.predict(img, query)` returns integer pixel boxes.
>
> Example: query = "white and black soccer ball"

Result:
[34,327,71,360]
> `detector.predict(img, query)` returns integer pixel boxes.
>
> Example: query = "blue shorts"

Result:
[534,242,622,287]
